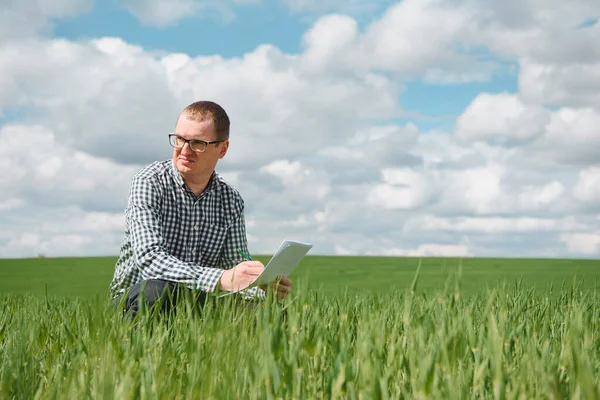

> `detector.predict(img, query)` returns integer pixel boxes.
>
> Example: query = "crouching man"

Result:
[109,100,291,316]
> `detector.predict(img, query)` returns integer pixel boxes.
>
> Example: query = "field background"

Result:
[0,255,598,299]
[2,255,599,398]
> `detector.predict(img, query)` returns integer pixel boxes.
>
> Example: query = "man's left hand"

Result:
[260,276,292,300]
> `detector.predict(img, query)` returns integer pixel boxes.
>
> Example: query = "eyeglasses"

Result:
[168,134,225,153]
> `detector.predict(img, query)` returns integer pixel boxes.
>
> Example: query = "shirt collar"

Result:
[169,159,218,194]
[169,160,185,187]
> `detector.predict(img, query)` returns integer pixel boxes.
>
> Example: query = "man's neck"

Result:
[182,171,214,197]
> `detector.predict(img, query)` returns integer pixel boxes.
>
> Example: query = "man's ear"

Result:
[218,140,229,159]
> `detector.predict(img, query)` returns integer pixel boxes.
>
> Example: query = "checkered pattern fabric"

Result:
[110,160,263,300]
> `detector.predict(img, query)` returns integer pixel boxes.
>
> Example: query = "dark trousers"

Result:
[119,279,209,318]
[116,279,263,318]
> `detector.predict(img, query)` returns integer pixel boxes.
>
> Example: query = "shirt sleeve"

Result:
[127,175,225,292]
[219,205,265,300]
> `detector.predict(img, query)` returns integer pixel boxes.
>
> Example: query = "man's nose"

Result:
[182,141,194,154]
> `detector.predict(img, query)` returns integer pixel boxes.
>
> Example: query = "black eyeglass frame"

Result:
[168,133,226,153]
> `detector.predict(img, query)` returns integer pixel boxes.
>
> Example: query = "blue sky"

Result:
[51,0,518,131]
[54,0,309,57]
[0,0,599,258]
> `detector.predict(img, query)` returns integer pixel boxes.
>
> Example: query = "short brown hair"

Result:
[178,101,230,140]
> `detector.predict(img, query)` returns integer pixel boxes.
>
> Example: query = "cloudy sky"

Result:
[0,0,599,259]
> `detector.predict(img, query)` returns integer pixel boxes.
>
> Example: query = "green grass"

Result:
[1,256,599,398]
[1,279,599,398]
[0,255,598,299]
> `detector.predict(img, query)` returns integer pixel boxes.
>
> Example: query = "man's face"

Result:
[172,115,229,178]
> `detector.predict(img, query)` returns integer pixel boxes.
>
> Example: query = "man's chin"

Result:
[175,161,194,174]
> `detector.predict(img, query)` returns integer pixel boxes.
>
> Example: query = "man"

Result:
[110,101,292,316]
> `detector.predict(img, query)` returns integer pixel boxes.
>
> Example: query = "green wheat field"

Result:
[1,256,599,398]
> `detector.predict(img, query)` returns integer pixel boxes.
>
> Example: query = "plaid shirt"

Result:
[110,160,263,300]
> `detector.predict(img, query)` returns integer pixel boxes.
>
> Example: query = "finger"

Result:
[266,280,285,290]
[271,278,291,290]
[273,279,290,289]
[242,264,265,278]
[277,286,291,299]
[246,270,262,279]
[276,283,292,296]
[245,261,265,269]
[278,276,292,287]
[269,281,282,290]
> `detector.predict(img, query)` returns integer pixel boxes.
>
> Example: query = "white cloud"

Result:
[0,31,399,258]
[123,0,242,27]
[472,3,600,109]
[160,44,401,169]
[455,93,550,145]
[0,0,92,42]
[294,0,510,82]
[124,0,387,27]
[283,0,388,14]
[471,0,600,58]
[412,132,481,168]
[246,161,331,217]
[125,0,198,27]
[439,164,505,215]
[301,14,360,73]
[0,198,25,212]
[1,0,600,259]
[367,168,430,210]
[533,108,600,165]
[255,160,332,217]
[0,208,125,258]
[0,124,140,212]
[360,0,498,82]
[573,166,600,204]
[0,38,181,163]
[404,244,471,257]
[519,57,600,109]
[518,182,565,210]
[261,160,303,183]
[123,0,599,89]
[362,244,472,257]
[560,233,600,255]
[404,216,585,234]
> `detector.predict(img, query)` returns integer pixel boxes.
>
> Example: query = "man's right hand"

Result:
[219,261,265,292]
